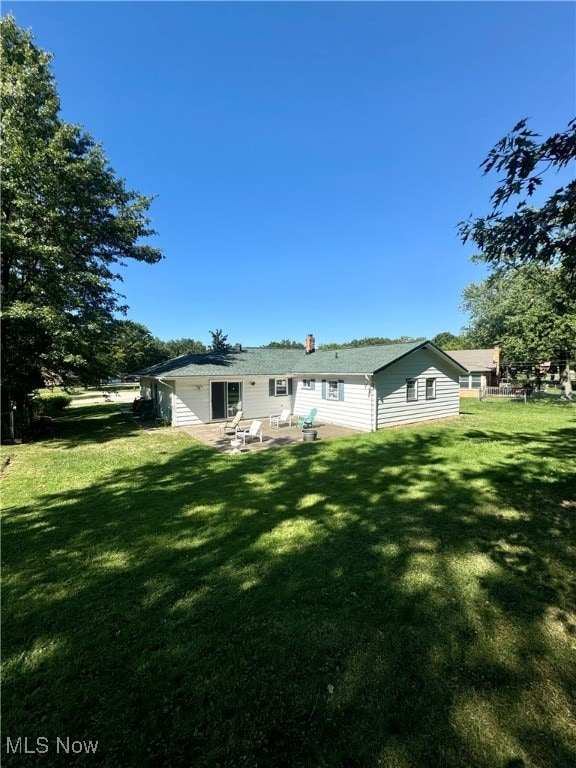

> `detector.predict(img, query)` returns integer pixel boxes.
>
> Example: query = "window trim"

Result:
[269,378,293,397]
[322,379,344,401]
[327,380,339,399]
[406,378,418,402]
[425,377,436,400]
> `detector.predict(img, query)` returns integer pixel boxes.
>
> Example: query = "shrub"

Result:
[35,393,72,415]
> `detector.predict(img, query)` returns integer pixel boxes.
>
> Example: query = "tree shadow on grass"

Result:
[3,410,575,767]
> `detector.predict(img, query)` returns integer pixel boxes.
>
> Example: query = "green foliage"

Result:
[161,337,206,359]
[458,118,576,294]
[265,339,305,348]
[319,336,425,350]
[34,392,72,415]
[432,331,469,350]
[209,328,231,351]
[462,265,576,379]
[0,15,163,408]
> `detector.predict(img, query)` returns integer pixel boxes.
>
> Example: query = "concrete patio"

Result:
[178,418,363,453]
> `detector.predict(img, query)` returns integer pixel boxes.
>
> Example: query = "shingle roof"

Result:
[137,348,304,378]
[290,341,426,374]
[448,349,498,373]
[137,341,467,378]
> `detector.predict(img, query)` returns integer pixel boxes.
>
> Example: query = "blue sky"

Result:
[6,1,575,348]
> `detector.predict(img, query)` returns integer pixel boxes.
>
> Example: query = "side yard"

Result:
[2,398,575,767]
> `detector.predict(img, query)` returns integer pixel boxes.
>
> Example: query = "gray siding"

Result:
[375,348,460,429]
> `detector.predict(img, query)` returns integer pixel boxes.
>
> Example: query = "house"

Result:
[136,337,467,432]
[448,348,502,395]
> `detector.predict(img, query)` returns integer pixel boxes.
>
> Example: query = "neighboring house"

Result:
[448,348,502,394]
[136,338,467,432]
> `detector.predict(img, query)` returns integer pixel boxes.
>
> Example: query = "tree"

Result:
[209,329,231,352]
[161,338,206,359]
[106,321,166,376]
[458,117,576,293]
[431,332,469,350]
[461,265,576,395]
[265,340,305,349]
[0,15,163,409]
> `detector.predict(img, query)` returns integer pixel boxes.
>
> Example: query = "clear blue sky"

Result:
[6,1,575,348]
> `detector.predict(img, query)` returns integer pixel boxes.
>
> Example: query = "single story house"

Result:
[448,348,502,393]
[136,338,467,432]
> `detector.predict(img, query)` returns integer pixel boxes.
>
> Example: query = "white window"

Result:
[425,378,436,400]
[459,374,483,390]
[321,379,344,400]
[302,379,315,390]
[328,380,339,399]
[275,379,287,396]
[406,378,418,402]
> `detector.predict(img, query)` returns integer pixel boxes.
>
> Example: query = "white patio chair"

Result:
[269,409,292,428]
[236,419,263,444]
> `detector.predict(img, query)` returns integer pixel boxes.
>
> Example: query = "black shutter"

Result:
[269,379,275,396]
[288,378,293,395]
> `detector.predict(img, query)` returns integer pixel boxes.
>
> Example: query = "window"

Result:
[425,378,436,400]
[322,380,344,400]
[459,374,483,390]
[302,379,315,390]
[269,378,293,396]
[406,378,418,402]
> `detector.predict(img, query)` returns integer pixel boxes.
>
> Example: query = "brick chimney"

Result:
[305,333,316,354]
[492,346,501,376]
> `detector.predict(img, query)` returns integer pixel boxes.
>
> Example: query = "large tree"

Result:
[458,117,576,292]
[461,265,576,394]
[1,15,163,409]
[458,117,576,398]
[161,337,206,359]
[431,331,470,350]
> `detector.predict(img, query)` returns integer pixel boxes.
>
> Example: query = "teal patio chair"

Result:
[296,407,317,429]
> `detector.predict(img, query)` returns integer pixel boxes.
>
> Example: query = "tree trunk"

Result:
[559,353,573,400]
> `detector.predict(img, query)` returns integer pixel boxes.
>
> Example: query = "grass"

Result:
[2,398,575,768]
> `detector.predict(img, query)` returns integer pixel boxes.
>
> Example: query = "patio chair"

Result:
[219,410,244,436]
[296,407,317,429]
[236,419,263,445]
[269,409,293,428]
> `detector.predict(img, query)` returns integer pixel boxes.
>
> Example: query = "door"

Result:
[211,382,226,420]
[226,382,241,417]
[211,381,242,420]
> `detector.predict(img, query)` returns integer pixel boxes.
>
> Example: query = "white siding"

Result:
[293,376,373,431]
[173,378,210,426]
[138,377,175,423]
[156,380,174,423]
[241,377,294,420]
[375,348,460,429]
[169,376,297,426]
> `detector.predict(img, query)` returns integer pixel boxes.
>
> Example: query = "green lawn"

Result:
[2,399,575,767]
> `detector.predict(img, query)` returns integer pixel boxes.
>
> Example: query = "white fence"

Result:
[479,386,533,401]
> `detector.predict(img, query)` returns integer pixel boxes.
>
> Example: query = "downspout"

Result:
[158,378,175,426]
[365,374,375,432]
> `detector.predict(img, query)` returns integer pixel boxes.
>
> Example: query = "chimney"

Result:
[305,333,316,354]
[493,346,501,376]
